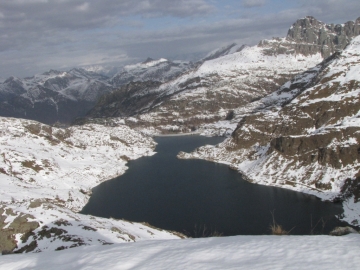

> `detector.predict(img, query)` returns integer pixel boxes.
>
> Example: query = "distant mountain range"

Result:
[0,59,193,124]
[2,16,359,126]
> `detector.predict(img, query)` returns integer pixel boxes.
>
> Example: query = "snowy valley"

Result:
[1,15,360,269]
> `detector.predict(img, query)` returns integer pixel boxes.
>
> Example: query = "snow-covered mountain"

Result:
[110,58,193,87]
[85,16,360,135]
[179,35,360,227]
[0,117,182,253]
[0,58,193,125]
[0,68,113,124]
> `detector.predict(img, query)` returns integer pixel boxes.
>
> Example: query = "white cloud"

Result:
[0,0,359,77]
[76,2,90,12]
[241,0,266,8]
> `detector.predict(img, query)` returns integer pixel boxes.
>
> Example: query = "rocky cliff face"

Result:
[259,16,360,58]
[179,36,360,226]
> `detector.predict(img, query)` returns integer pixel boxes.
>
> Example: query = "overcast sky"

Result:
[0,0,359,78]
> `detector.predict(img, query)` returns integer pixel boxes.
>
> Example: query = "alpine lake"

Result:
[81,135,347,237]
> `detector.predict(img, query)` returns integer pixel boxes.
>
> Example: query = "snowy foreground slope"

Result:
[179,36,360,226]
[1,234,359,269]
[0,117,181,253]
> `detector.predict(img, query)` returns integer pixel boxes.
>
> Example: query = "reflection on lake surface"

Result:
[81,135,346,236]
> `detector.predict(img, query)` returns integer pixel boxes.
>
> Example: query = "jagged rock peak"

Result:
[286,16,360,57]
[142,57,155,64]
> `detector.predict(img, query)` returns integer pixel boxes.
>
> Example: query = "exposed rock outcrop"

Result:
[259,16,360,58]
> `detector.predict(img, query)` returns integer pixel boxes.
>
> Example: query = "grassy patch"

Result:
[269,210,293,235]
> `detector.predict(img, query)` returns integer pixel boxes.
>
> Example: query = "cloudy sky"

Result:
[0,0,359,78]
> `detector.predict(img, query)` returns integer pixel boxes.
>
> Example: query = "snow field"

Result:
[1,234,359,269]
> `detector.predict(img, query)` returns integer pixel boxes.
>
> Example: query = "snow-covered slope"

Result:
[1,234,359,269]
[179,35,360,226]
[200,43,247,62]
[110,58,193,87]
[0,117,182,253]
[86,16,359,135]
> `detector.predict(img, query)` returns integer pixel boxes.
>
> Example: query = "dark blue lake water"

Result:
[81,135,346,237]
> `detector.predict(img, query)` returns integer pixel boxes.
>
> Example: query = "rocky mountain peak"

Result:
[286,16,360,58]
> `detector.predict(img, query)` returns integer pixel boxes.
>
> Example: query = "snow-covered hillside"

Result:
[179,35,360,227]
[0,117,182,253]
[1,234,359,269]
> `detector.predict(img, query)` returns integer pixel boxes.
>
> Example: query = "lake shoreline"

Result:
[153,132,201,137]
